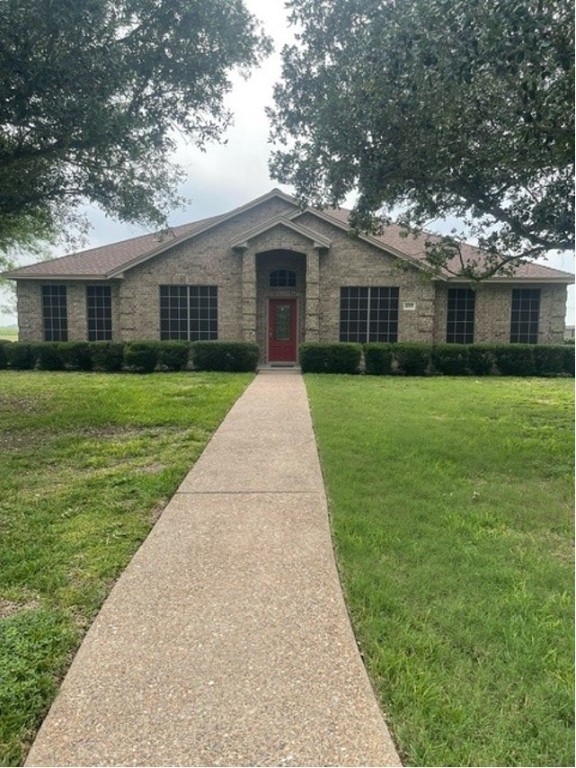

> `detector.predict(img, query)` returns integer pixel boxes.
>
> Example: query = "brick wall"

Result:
[17,280,120,341]
[294,213,437,342]
[434,283,567,344]
[14,197,569,348]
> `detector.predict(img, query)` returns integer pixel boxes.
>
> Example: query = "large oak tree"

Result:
[0,0,271,258]
[269,0,574,278]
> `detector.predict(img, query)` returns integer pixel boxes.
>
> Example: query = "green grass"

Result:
[305,375,574,767]
[0,326,17,341]
[0,371,252,765]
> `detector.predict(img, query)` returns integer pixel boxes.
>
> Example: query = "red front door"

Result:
[268,299,298,362]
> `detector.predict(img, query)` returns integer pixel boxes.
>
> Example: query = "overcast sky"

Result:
[1,0,573,324]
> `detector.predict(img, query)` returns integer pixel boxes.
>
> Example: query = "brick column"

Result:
[241,248,257,342]
[305,248,320,341]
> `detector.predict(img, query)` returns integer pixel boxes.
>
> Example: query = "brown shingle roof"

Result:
[321,208,574,281]
[2,216,220,279]
[2,190,573,282]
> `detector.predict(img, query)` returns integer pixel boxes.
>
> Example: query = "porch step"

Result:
[257,365,302,374]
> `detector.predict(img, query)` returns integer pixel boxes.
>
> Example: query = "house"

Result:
[2,189,572,364]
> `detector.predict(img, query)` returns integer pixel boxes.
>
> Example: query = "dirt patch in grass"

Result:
[0,424,186,452]
[138,463,168,474]
[0,598,40,619]
[0,394,48,415]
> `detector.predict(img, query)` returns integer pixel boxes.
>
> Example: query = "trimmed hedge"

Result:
[492,344,535,376]
[90,342,125,372]
[0,340,10,370]
[563,345,575,377]
[533,345,569,377]
[299,342,362,374]
[191,341,259,372]
[32,342,64,371]
[468,345,495,376]
[0,339,571,377]
[432,344,470,376]
[58,342,92,371]
[157,341,190,371]
[6,342,34,370]
[393,342,431,376]
[358,341,572,377]
[364,343,393,375]
[123,342,159,373]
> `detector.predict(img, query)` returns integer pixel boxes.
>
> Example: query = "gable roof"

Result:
[230,215,332,250]
[2,189,573,283]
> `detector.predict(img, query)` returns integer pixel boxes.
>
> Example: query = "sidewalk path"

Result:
[26,371,401,767]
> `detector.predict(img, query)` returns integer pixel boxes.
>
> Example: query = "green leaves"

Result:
[0,0,271,251]
[270,0,574,278]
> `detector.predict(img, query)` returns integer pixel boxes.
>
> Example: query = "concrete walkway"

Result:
[26,371,401,767]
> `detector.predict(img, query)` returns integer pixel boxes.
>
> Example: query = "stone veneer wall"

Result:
[433,283,567,344]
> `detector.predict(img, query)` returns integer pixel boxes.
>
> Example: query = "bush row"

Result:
[300,342,574,377]
[1,339,572,377]
[0,340,259,373]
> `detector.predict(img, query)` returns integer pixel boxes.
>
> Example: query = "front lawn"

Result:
[306,376,574,767]
[0,371,252,765]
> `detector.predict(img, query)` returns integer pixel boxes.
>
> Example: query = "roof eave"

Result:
[1,272,110,281]
[446,276,573,284]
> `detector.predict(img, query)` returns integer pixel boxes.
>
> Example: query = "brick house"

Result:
[3,189,572,364]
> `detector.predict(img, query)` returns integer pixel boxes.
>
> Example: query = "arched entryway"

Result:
[256,249,306,364]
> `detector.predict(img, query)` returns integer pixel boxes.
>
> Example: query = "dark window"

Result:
[270,269,297,288]
[340,287,399,343]
[446,288,475,343]
[87,286,112,341]
[42,285,68,341]
[511,288,540,343]
[160,285,218,340]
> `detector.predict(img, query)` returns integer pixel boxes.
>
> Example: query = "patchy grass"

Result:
[306,376,574,767]
[0,371,252,765]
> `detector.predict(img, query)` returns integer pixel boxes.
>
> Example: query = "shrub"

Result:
[393,343,431,376]
[562,345,575,377]
[533,345,568,377]
[58,342,92,371]
[90,342,125,372]
[191,341,259,372]
[364,343,393,375]
[0,340,10,369]
[31,343,64,371]
[157,341,190,371]
[299,342,362,374]
[123,342,159,373]
[492,344,535,376]
[6,342,34,370]
[468,345,496,376]
[432,344,470,375]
